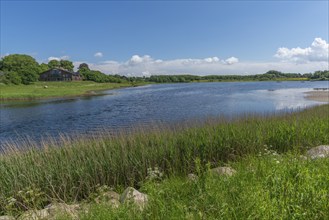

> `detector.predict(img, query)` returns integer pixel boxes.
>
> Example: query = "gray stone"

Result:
[120,187,148,210]
[95,191,121,208]
[46,203,80,219]
[187,173,198,181]
[210,166,237,176]
[306,145,329,159]
[19,209,49,220]
[0,216,15,220]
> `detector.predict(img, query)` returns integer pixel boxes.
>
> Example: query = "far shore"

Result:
[0,81,146,101]
[304,90,329,103]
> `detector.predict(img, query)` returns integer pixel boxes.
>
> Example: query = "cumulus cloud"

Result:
[128,55,153,65]
[81,53,327,77]
[94,52,103,58]
[204,57,220,63]
[223,57,239,65]
[72,38,328,76]
[48,55,69,61]
[275,38,329,62]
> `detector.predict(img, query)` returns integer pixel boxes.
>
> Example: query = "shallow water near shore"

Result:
[0,81,328,145]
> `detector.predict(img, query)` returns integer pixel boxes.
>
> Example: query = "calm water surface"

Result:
[0,81,328,144]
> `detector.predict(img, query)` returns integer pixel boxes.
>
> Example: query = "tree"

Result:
[60,60,74,72]
[78,63,90,71]
[39,63,49,74]
[0,54,39,84]
[4,72,22,85]
[48,60,60,69]
[77,63,90,80]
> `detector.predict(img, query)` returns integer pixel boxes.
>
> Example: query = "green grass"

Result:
[0,104,328,217]
[0,81,141,100]
[82,154,329,219]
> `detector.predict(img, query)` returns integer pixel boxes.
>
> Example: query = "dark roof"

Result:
[40,68,79,75]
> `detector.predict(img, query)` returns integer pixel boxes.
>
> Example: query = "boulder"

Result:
[210,166,236,177]
[120,187,148,210]
[95,191,120,208]
[306,145,329,159]
[46,203,80,219]
[18,209,49,220]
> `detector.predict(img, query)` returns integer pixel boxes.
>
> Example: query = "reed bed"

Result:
[0,104,328,215]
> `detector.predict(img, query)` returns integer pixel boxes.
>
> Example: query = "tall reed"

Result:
[0,104,328,214]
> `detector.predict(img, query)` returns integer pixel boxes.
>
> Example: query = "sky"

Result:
[1,0,328,76]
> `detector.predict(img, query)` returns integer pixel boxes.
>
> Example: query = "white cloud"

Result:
[275,38,329,62]
[48,55,69,61]
[72,38,328,76]
[94,52,103,58]
[224,57,239,65]
[83,54,327,77]
[128,55,152,65]
[204,57,220,63]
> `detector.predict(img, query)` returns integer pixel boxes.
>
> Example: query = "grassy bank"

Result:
[82,153,329,219]
[0,104,328,216]
[0,81,142,100]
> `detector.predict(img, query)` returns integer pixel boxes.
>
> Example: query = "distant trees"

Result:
[0,54,40,84]
[310,70,329,80]
[0,53,328,85]
[39,63,49,73]
[47,60,60,69]
[47,59,74,72]
[59,60,74,72]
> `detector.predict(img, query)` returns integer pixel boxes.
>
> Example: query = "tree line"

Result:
[0,54,328,85]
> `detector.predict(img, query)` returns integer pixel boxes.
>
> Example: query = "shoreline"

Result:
[0,83,145,102]
[304,90,329,103]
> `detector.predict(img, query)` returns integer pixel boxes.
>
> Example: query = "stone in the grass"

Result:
[210,166,237,176]
[188,173,198,181]
[95,191,121,208]
[120,187,148,210]
[306,145,329,159]
[18,209,49,220]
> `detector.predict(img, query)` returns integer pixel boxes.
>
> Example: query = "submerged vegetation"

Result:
[0,104,328,217]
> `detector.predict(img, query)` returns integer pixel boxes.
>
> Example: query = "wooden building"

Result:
[39,68,82,81]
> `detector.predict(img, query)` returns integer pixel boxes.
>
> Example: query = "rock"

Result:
[0,216,15,220]
[187,173,198,181]
[120,187,148,210]
[18,209,49,220]
[95,191,120,208]
[210,166,236,177]
[306,145,329,159]
[46,203,80,219]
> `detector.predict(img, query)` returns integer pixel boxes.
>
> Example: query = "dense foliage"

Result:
[1,54,328,85]
[0,54,40,84]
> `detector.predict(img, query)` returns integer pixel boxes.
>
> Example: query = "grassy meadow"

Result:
[0,81,141,100]
[0,104,328,218]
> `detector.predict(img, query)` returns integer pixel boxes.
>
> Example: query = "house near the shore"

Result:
[39,68,82,81]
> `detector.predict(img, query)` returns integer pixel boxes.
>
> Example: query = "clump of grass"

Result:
[0,104,328,215]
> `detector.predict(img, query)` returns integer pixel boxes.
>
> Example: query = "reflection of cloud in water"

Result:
[257,88,319,110]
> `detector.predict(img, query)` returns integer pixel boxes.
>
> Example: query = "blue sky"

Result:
[1,1,328,75]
